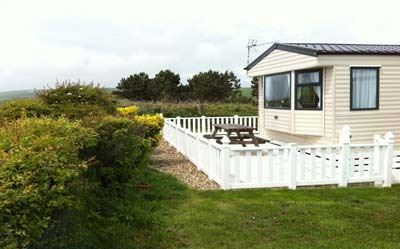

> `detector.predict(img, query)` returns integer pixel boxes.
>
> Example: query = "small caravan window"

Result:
[295,69,323,110]
[350,67,379,110]
[264,72,291,109]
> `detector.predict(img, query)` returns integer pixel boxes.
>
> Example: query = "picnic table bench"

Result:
[203,124,269,147]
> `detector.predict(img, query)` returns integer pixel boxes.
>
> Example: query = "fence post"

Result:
[288,143,297,190]
[383,132,394,187]
[234,115,239,124]
[176,116,181,128]
[338,126,351,187]
[201,116,206,134]
[221,136,231,190]
[373,134,383,186]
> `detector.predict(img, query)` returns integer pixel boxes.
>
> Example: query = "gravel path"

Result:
[151,140,219,190]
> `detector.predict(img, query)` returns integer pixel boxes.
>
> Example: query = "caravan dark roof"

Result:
[245,43,400,70]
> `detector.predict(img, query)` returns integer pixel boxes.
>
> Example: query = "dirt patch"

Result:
[151,140,219,190]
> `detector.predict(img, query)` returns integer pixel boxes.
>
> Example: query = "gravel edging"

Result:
[151,140,219,190]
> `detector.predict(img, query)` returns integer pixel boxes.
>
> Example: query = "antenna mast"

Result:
[246,39,258,65]
[246,40,277,65]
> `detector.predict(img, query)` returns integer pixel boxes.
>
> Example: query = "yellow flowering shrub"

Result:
[133,114,164,146]
[116,106,139,117]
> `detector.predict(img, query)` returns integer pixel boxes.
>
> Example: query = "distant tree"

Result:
[151,70,181,101]
[187,70,241,102]
[250,77,259,97]
[177,84,190,102]
[114,73,151,100]
[229,71,242,99]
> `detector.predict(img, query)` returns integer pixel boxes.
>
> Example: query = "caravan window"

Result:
[295,69,323,110]
[350,67,379,110]
[264,72,291,109]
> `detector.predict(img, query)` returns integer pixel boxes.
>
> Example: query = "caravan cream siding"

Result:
[264,109,291,133]
[248,49,318,77]
[294,111,323,136]
[320,54,400,147]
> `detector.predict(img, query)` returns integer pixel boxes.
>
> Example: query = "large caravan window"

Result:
[295,69,323,110]
[264,72,291,109]
[351,67,379,110]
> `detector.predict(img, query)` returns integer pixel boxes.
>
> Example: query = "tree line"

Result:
[113,69,257,103]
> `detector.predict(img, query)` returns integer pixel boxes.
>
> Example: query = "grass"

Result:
[240,87,252,97]
[132,169,400,249]
[41,166,400,249]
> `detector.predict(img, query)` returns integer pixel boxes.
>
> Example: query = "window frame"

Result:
[263,71,292,110]
[350,67,380,111]
[294,68,323,111]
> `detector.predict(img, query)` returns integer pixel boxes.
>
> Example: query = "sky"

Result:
[1,0,400,91]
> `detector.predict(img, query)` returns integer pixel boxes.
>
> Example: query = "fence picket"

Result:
[268,149,274,181]
[311,148,316,180]
[321,148,326,179]
[300,148,305,180]
[331,147,336,178]
[369,146,374,176]
[257,151,262,183]
[359,148,365,177]
[234,152,240,183]
[278,149,284,181]
[245,151,252,182]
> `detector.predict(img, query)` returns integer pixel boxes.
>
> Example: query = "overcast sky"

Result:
[1,0,400,91]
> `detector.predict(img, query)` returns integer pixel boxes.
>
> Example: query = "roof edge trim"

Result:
[244,43,318,71]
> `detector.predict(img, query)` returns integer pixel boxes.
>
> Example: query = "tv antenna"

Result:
[246,40,277,65]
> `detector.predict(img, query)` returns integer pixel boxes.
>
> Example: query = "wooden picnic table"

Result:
[204,124,267,147]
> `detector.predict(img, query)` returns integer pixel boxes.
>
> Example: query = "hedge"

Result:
[0,118,97,249]
[118,101,258,117]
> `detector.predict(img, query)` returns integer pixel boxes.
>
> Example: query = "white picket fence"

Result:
[162,115,394,190]
[164,115,259,134]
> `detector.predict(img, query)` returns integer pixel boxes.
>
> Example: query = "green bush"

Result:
[119,101,258,117]
[82,116,152,189]
[133,114,164,146]
[0,99,52,121]
[0,117,97,249]
[202,103,258,116]
[37,82,117,119]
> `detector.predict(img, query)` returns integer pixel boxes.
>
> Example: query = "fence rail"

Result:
[162,116,394,190]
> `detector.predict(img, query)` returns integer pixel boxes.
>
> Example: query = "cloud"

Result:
[0,0,400,91]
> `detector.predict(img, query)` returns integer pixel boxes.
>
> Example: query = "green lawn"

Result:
[240,87,252,97]
[136,169,400,249]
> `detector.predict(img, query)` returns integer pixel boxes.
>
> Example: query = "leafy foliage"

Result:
[0,118,97,249]
[251,77,259,97]
[0,99,52,121]
[134,114,164,146]
[117,106,164,145]
[37,82,116,119]
[151,70,181,101]
[120,101,258,117]
[81,116,152,189]
[187,70,241,102]
[113,69,247,103]
[114,73,152,101]
[116,105,139,116]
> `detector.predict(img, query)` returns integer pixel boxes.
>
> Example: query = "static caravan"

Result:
[245,43,400,147]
